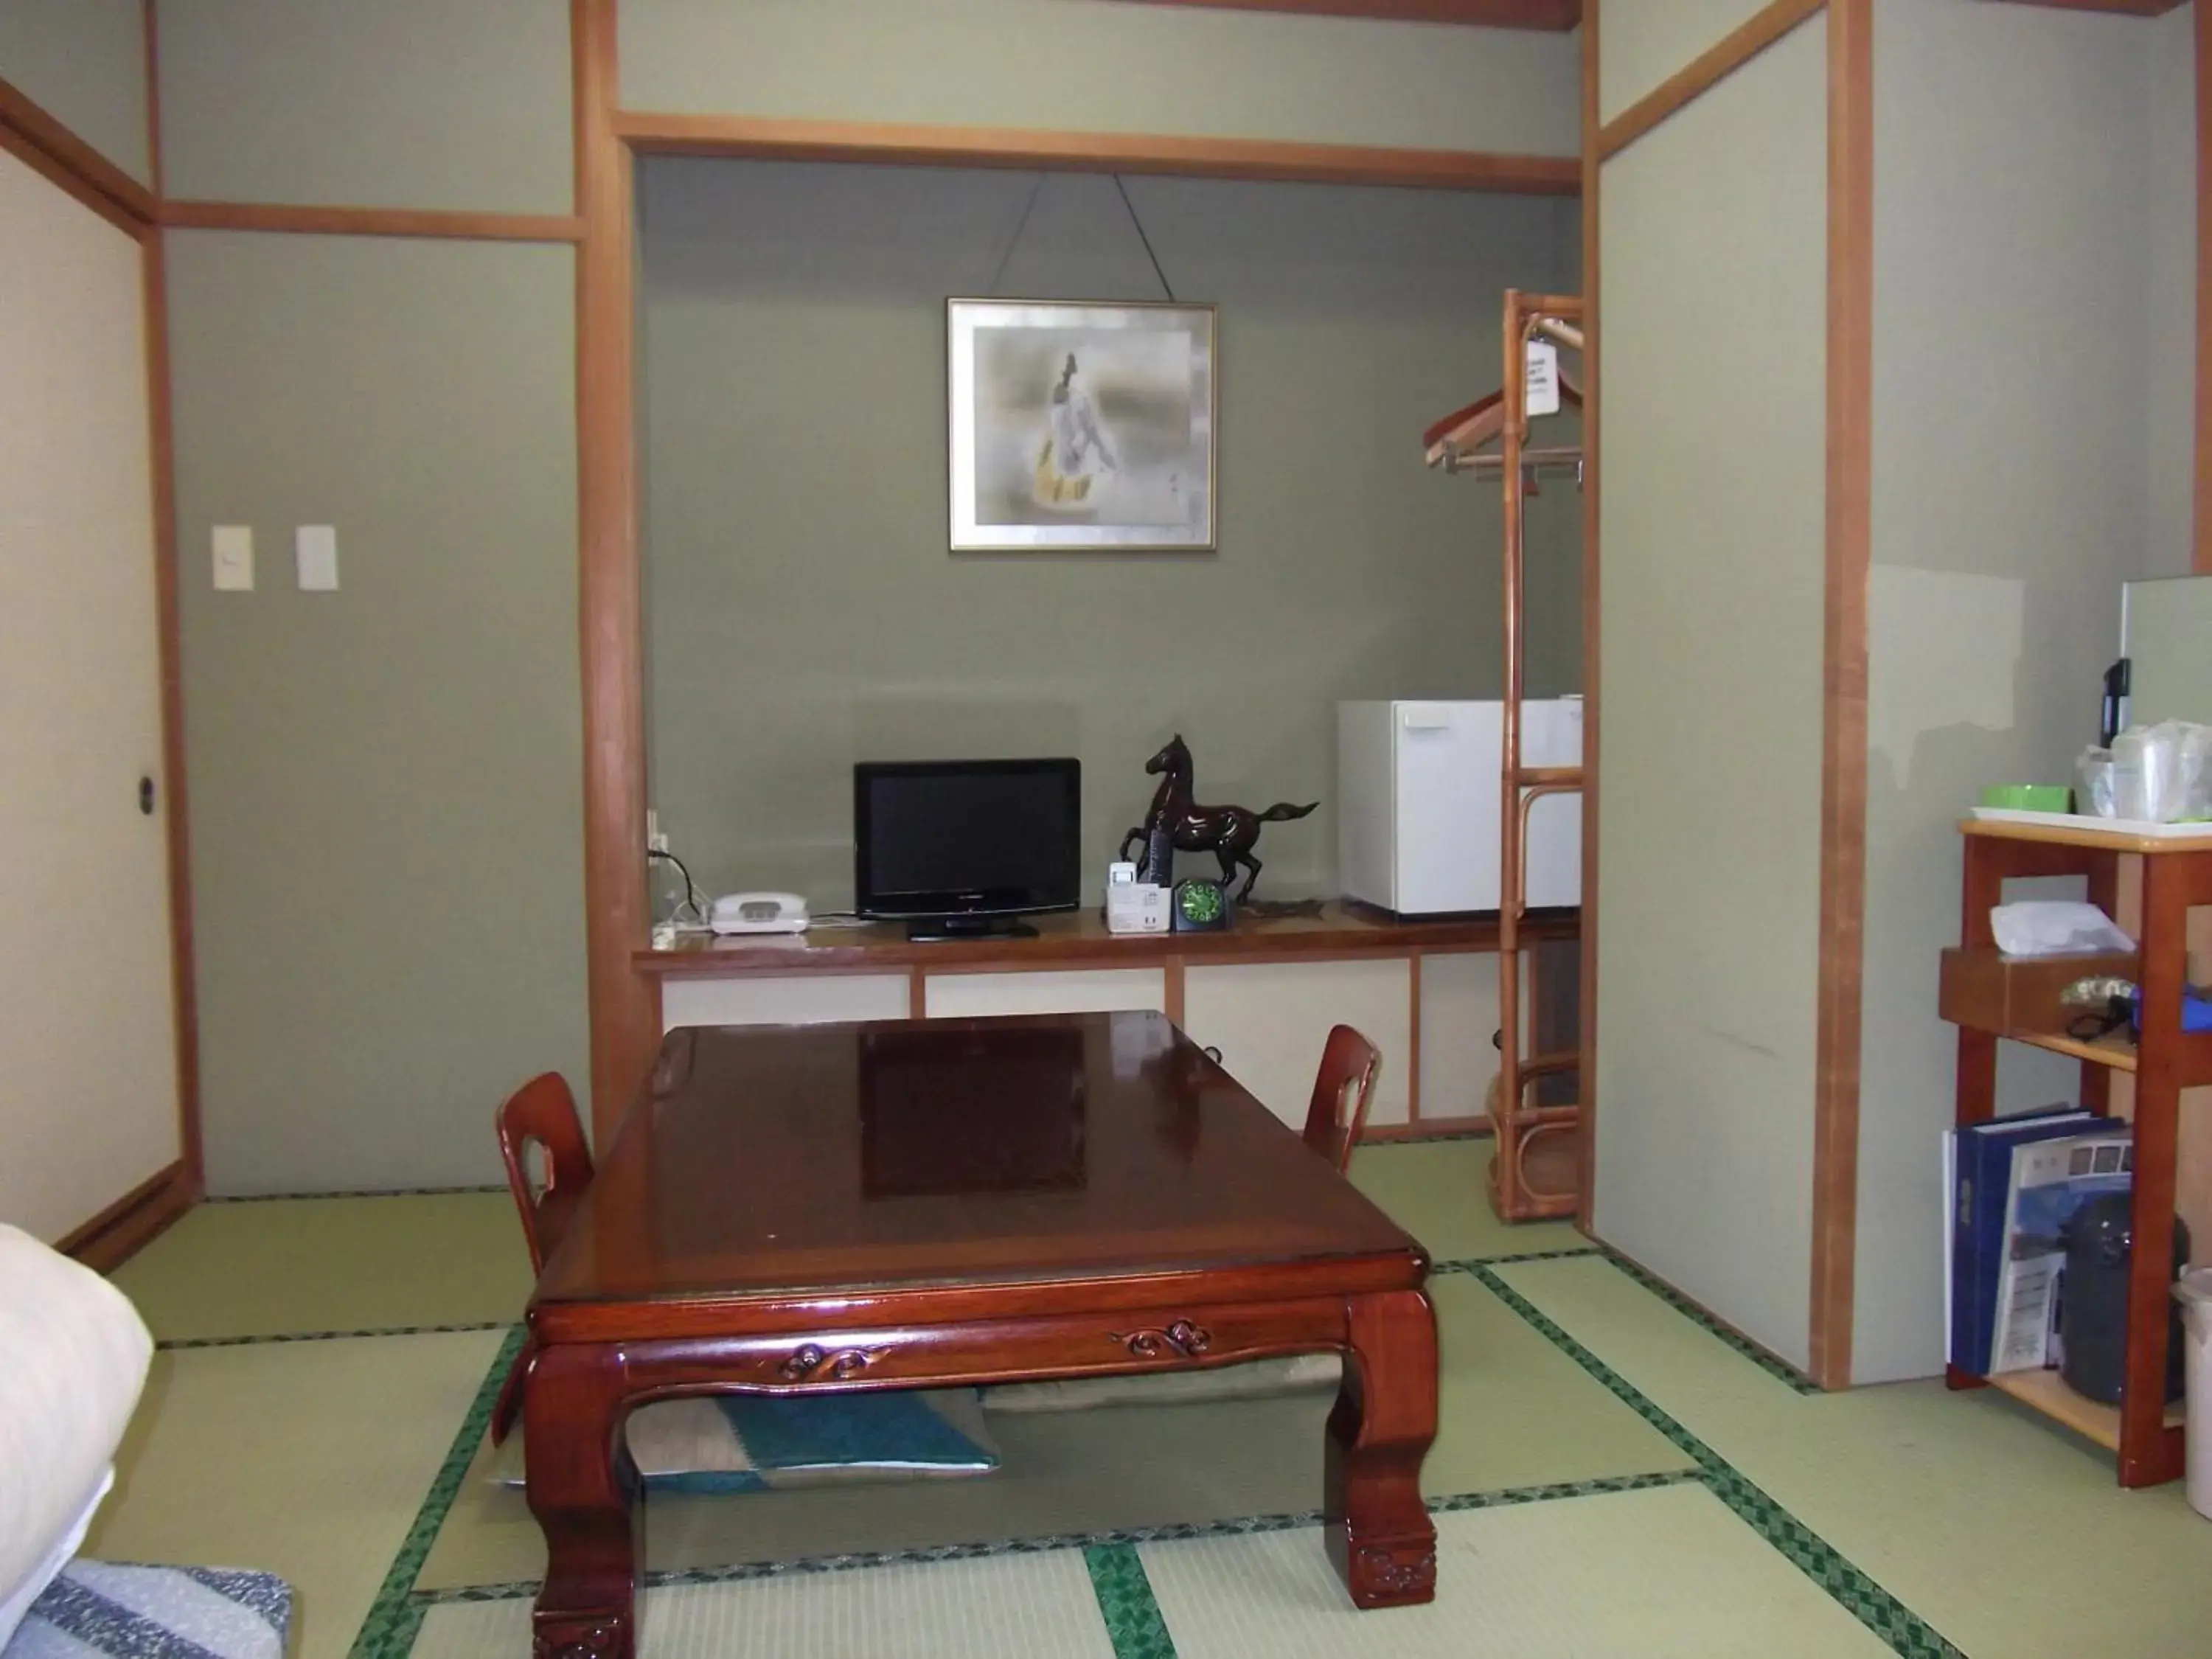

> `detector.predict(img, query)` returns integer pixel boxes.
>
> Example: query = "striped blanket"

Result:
[4,1562,291,1659]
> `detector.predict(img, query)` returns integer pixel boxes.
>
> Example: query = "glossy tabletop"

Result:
[535,1011,1425,1308]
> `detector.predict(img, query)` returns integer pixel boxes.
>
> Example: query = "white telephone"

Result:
[709,892,810,935]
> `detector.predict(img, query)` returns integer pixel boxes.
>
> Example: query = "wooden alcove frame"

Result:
[7,0,2192,1297]
[1,0,1588,1258]
[566,0,1586,1150]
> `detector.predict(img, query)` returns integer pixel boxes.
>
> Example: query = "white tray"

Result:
[1970,807,2212,840]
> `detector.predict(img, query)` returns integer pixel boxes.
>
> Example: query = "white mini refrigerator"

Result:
[1336,699,1582,917]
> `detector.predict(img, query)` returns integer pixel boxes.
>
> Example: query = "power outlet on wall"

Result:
[212,526,254,591]
[646,808,668,855]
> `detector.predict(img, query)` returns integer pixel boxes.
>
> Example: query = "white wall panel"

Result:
[0,150,178,1239]
[1592,16,1828,1371]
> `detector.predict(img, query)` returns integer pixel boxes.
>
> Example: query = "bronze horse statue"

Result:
[1118,734,1318,903]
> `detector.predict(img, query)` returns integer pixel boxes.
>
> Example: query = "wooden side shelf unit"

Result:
[1938,815,2212,1487]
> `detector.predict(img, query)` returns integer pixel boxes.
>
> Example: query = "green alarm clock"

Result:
[1172,877,1231,932]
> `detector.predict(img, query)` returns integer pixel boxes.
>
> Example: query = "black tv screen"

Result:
[854,758,1082,922]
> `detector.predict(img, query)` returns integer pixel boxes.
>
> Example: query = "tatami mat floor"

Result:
[86,1140,2212,1658]
[112,1190,526,1344]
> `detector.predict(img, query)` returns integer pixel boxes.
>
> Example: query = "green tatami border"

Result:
[408,1468,1709,1611]
[1472,1263,1963,1658]
[159,1321,511,1352]
[1593,1248,1824,1395]
[1087,1543,1178,1659]
[344,1252,1950,1659]
[207,1186,507,1203]
[352,1324,526,1659]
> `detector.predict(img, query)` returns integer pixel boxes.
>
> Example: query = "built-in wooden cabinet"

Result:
[644,905,1574,1142]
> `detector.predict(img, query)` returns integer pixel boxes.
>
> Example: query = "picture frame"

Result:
[947,298,1217,553]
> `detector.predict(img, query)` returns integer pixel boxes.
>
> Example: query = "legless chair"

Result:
[490,1072,593,1445]
[1302,1024,1381,1175]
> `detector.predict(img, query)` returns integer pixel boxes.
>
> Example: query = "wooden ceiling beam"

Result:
[1980,0,2186,15]
[1127,0,2189,35]
[1121,0,1582,31]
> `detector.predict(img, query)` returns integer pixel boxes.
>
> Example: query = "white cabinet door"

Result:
[925,968,1166,1020]
[1181,960,1413,1130]
[662,974,909,1031]
[0,150,180,1240]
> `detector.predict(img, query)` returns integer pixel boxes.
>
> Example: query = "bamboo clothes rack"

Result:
[1425,289,1587,1222]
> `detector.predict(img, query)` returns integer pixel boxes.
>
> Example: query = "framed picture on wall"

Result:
[947,298,1217,552]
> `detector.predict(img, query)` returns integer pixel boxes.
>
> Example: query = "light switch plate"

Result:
[212,525,253,591]
[296,524,338,591]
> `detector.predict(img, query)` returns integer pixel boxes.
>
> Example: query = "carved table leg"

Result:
[525,1341,641,1659]
[1326,1288,1439,1609]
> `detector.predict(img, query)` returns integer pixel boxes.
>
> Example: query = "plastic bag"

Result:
[2077,746,2117,818]
[2181,723,2212,821]
[2105,721,2212,824]
[1990,901,2134,958]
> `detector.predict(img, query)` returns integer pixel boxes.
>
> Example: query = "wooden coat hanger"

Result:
[1421,372,1584,471]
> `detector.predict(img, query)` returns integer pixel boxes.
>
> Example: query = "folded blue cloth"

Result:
[493,1387,1002,1496]
[653,1390,1001,1495]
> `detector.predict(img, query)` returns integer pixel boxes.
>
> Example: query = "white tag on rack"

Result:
[1525,339,1560,417]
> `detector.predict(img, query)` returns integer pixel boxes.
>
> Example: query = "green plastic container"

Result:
[1980,784,2073,813]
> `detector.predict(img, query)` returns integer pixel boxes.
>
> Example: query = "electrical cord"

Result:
[647,846,709,929]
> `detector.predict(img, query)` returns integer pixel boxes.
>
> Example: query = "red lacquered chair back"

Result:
[1302,1024,1381,1176]
[495,1071,593,1275]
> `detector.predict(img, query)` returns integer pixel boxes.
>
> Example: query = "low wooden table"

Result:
[524,1010,1439,1658]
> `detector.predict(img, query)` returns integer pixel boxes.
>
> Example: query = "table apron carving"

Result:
[530,1258,1420,1344]
[1110,1318,1213,1360]
[571,1298,1359,1400]
[773,1343,887,1383]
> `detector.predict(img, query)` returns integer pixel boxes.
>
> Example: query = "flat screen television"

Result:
[853,758,1082,939]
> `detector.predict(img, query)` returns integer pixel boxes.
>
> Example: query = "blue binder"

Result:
[1950,1107,2095,1374]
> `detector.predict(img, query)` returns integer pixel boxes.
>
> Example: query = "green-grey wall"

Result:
[1854,0,2198,1384]
[2146,2,2199,576]
[168,233,588,1192]
[0,0,147,182]
[145,0,1582,1193]
[1596,0,1778,125]
[1593,15,1829,1371]
[640,159,1582,905]
[156,0,571,211]
[622,0,1580,156]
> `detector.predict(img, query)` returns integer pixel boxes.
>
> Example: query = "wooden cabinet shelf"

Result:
[1940,819,2212,1489]
[1938,943,2212,1087]
[2006,1029,2138,1072]
[1987,1368,2185,1453]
